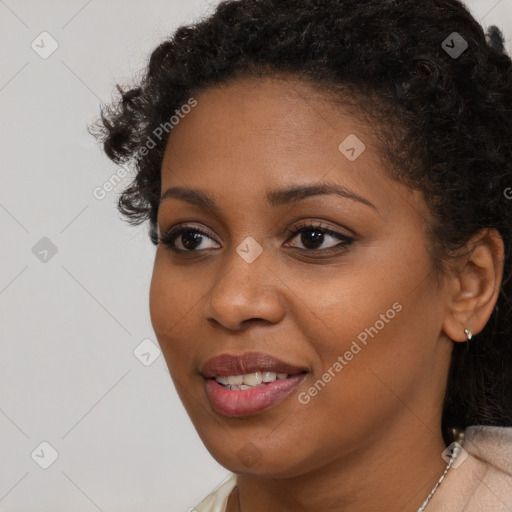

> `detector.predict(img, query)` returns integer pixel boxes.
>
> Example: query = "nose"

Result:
[204,243,285,331]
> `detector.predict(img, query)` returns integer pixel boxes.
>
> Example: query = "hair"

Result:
[89,0,512,445]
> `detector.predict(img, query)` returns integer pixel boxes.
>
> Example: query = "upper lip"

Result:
[200,352,308,378]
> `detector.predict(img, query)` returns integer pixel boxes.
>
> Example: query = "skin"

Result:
[149,75,504,512]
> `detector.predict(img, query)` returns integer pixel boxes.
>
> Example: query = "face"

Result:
[149,75,453,478]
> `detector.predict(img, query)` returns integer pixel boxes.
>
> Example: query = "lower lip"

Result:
[205,373,307,417]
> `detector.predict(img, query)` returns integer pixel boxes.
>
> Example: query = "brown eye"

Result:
[284,221,355,252]
[159,225,219,252]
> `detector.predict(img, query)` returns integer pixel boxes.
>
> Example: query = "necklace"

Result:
[416,430,465,512]
[229,430,465,512]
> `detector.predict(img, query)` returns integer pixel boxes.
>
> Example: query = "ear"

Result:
[442,228,504,342]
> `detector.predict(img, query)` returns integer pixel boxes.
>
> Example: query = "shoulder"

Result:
[463,425,512,510]
[464,424,512,474]
[428,425,512,512]
[191,473,237,512]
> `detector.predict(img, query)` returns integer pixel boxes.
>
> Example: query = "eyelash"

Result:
[158,221,355,255]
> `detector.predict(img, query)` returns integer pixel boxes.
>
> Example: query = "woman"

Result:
[90,0,512,510]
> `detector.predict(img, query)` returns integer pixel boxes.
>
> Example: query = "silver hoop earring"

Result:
[464,329,472,341]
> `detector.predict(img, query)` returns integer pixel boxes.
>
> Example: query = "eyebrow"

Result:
[159,182,377,214]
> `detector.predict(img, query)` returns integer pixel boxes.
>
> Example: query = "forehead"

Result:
[162,77,376,183]
[165,76,367,146]
[158,75,427,223]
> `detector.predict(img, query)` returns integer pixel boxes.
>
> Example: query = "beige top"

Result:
[192,425,512,512]
[192,473,237,512]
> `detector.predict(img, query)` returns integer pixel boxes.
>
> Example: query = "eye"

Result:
[284,221,355,253]
[158,224,219,252]
[158,221,355,254]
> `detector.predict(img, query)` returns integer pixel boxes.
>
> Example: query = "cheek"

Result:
[288,257,403,365]
[282,306,422,470]
[149,253,202,327]
[149,261,173,339]
[290,243,437,413]
[148,256,201,370]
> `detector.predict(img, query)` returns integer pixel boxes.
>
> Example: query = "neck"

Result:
[227,419,448,512]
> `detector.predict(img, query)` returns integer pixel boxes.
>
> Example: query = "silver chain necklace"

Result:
[230,430,465,512]
[416,430,465,512]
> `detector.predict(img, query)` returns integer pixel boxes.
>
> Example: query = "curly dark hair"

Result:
[89,0,512,445]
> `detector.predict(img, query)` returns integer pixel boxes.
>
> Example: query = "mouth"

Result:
[200,351,309,417]
[200,351,308,378]
[204,371,308,417]
[212,369,305,389]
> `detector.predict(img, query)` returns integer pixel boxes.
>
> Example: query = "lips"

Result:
[200,351,308,378]
[205,373,307,417]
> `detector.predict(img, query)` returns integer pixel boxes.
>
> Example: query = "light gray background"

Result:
[1,1,510,511]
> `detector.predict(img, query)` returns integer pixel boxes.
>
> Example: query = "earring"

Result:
[464,329,472,341]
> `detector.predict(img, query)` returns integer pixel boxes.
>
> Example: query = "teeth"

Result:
[243,371,263,386]
[227,375,243,385]
[262,371,277,382]
[214,371,290,388]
